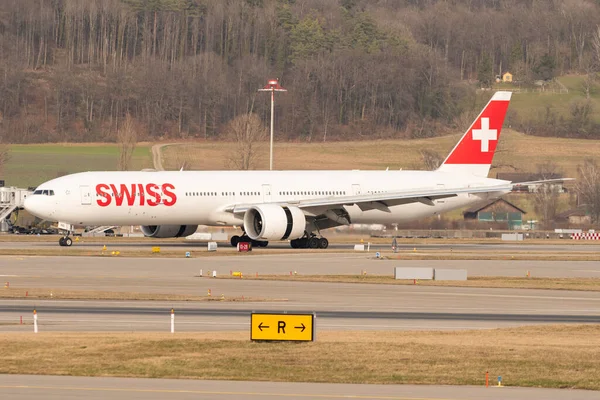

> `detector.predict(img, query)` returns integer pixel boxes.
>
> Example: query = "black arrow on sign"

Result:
[258,322,269,331]
[295,323,306,332]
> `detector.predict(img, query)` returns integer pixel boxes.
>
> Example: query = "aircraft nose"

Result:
[24,196,49,219]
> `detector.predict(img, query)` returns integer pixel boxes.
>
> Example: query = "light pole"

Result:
[258,78,287,170]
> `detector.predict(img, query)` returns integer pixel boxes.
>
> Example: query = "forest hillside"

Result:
[1,0,600,143]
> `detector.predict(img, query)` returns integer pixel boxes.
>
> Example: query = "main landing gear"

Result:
[290,235,329,249]
[230,235,269,248]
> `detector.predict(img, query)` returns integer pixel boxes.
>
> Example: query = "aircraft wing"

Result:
[511,178,574,188]
[225,183,513,215]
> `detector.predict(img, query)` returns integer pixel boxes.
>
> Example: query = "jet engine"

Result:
[243,204,306,241]
[140,225,198,238]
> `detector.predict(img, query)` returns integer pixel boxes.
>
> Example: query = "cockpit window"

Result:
[33,189,55,196]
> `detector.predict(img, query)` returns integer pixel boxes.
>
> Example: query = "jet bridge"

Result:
[0,185,33,231]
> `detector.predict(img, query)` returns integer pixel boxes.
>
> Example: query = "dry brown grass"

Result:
[222,275,600,291]
[1,325,599,389]
[0,288,284,302]
[160,130,600,177]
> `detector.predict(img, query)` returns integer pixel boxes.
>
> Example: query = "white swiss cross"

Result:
[471,117,497,152]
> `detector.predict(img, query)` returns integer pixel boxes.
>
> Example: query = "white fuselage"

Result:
[25,170,509,227]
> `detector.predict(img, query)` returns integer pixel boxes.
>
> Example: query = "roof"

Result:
[496,172,563,182]
[464,198,527,214]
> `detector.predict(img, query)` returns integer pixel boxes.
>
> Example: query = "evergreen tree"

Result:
[478,53,493,88]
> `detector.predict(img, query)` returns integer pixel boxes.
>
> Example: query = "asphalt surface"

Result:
[3,252,600,278]
[1,254,599,331]
[0,375,596,400]
[1,247,599,397]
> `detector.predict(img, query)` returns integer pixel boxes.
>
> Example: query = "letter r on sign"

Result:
[278,321,286,334]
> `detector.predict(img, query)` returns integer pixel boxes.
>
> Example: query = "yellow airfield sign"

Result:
[251,313,315,342]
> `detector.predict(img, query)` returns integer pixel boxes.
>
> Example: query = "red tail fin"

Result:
[438,91,512,177]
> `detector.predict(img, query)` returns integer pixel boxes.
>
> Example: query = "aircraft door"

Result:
[262,184,272,203]
[352,184,361,196]
[80,185,92,205]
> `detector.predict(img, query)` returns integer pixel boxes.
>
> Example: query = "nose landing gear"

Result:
[57,222,74,247]
[58,236,73,247]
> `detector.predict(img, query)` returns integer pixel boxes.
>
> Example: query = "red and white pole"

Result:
[269,89,274,170]
[170,308,175,333]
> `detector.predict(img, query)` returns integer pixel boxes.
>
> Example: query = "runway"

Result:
[1,253,599,331]
[0,254,600,331]
[2,301,599,332]
[0,375,596,400]
[3,252,600,278]
[1,247,599,395]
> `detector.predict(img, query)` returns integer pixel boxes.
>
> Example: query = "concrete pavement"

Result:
[0,375,596,400]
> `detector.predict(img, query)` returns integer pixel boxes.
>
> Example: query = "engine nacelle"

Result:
[243,204,306,241]
[140,225,198,238]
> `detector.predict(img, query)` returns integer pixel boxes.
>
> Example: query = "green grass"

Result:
[4,144,153,188]
[505,75,600,122]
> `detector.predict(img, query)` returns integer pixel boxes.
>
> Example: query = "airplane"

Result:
[24,91,546,248]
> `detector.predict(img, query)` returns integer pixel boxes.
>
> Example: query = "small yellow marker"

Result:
[102,245,107,251]
[75,237,79,242]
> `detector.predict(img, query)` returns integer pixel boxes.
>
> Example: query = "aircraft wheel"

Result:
[318,237,329,249]
[230,235,240,247]
[308,237,319,249]
[64,237,73,247]
[258,241,268,248]
[290,239,298,249]
[58,237,65,246]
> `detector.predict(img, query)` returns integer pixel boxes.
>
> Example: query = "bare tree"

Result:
[117,114,138,171]
[0,139,9,177]
[575,159,600,223]
[533,161,561,227]
[226,113,267,170]
[420,149,443,170]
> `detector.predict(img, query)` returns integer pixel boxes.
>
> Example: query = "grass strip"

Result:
[2,249,600,261]
[222,274,600,292]
[1,325,599,389]
[0,288,284,302]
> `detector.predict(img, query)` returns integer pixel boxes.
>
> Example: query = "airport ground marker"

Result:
[33,309,38,333]
[170,308,175,333]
